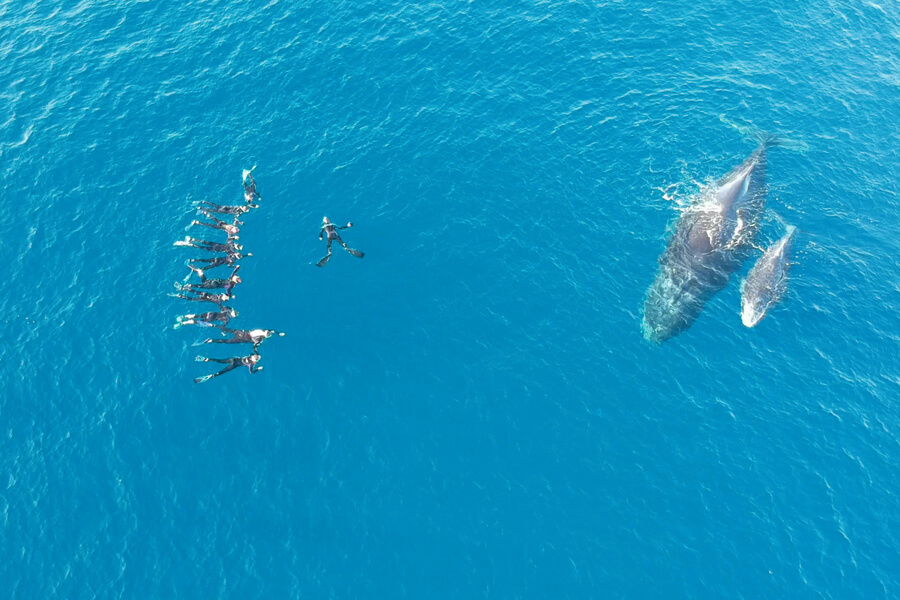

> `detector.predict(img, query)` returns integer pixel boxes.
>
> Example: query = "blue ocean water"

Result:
[2,0,900,597]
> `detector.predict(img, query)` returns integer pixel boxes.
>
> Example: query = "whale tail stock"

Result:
[767,211,799,241]
[717,115,808,153]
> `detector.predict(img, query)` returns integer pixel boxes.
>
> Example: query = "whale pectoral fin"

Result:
[728,209,757,250]
[730,215,746,249]
[740,172,751,197]
[722,216,742,251]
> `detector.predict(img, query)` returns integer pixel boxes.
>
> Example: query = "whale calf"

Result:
[740,225,796,328]
[643,137,778,343]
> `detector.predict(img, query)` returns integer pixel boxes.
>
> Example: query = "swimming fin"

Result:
[316,254,331,267]
[242,166,256,182]
[347,248,364,259]
[194,375,213,384]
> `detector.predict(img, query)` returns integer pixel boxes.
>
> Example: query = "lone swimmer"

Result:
[194,352,263,383]
[199,327,285,352]
[174,308,238,329]
[317,217,364,267]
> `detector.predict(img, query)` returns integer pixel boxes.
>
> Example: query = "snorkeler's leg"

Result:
[201,337,238,344]
[194,362,239,383]
[316,239,333,267]
[186,264,206,279]
[191,220,218,232]
[336,235,364,258]
[196,356,231,364]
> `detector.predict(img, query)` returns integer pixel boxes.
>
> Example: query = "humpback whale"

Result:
[740,225,796,328]
[642,137,778,343]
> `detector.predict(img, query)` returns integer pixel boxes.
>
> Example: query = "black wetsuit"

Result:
[183,238,241,254]
[317,222,363,266]
[174,290,228,308]
[320,222,349,241]
[183,266,240,296]
[243,174,260,204]
[188,252,245,270]
[194,354,262,383]
[182,278,238,296]
[319,223,350,254]
[198,200,258,216]
[193,212,241,233]
[180,310,234,325]
[204,328,281,352]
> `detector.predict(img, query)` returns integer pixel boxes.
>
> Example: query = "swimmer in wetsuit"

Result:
[194,352,262,383]
[199,327,285,352]
[189,212,241,237]
[243,168,261,204]
[174,308,238,329]
[174,237,242,254]
[170,290,231,309]
[317,217,364,267]
[187,249,250,276]
[176,265,241,297]
[197,200,259,216]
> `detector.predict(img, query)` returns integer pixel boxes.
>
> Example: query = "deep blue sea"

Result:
[3,0,900,597]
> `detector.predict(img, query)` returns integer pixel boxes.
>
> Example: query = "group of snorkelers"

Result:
[171,168,285,383]
[171,167,366,383]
